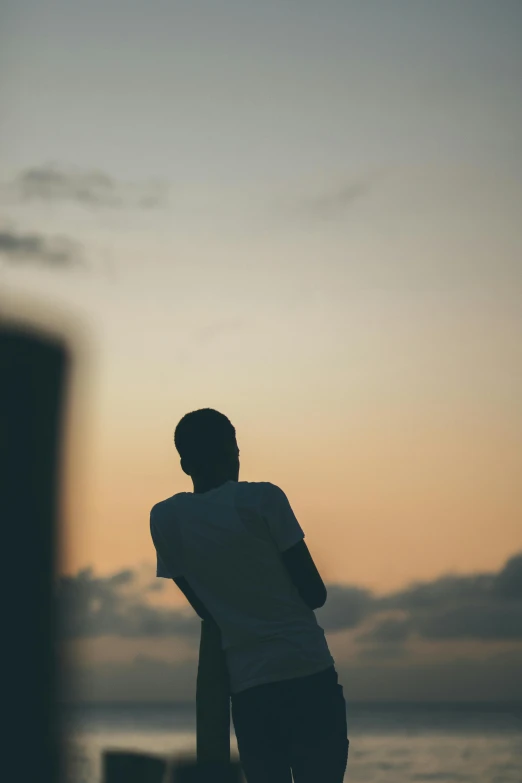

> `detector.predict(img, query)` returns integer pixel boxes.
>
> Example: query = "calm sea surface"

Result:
[63,702,522,783]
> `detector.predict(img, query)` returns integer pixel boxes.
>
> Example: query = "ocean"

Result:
[63,702,522,783]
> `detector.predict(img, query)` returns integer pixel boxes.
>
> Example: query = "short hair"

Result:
[174,408,236,470]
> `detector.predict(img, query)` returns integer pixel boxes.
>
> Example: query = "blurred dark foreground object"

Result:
[172,756,242,783]
[1,325,69,783]
[103,751,167,783]
[103,751,243,783]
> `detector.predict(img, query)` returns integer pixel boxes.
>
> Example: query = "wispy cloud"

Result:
[0,226,82,267]
[304,180,370,218]
[10,164,168,209]
[296,173,380,222]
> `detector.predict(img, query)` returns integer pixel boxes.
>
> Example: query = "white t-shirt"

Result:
[150,480,334,694]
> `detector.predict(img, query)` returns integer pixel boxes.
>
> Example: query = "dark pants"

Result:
[231,666,349,783]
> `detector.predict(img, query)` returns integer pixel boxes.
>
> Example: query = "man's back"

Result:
[151,479,333,694]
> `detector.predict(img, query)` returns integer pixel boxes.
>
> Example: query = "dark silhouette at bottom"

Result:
[103,751,243,783]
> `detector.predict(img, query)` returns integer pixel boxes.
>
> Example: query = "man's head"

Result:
[174,408,239,481]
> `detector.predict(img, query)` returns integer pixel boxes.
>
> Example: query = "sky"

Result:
[1,0,521,701]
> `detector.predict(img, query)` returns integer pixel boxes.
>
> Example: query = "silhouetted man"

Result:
[150,409,349,783]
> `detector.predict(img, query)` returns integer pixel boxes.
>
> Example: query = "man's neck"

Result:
[192,475,238,494]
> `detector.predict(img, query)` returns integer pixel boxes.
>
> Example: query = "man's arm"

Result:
[173,576,214,622]
[174,547,327,616]
[150,513,213,622]
[281,539,327,610]
[259,482,327,610]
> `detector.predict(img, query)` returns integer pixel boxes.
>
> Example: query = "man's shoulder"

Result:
[150,493,187,523]
[238,481,285,503]
[238,480,278,492]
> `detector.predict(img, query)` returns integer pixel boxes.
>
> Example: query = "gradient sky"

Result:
[1,0,522,604]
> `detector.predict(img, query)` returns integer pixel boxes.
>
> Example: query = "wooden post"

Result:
[165,619,245,781]
[196,619,231,765]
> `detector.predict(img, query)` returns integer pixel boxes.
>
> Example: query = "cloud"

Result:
[415,603,522,641]
[296,174,378,222]
[59,553,522,646]
[59,556,522,704]
[315,585,374,632]
[370,553,522,642]
[58,568,200,640]
[355,643,407,661]
[321,554,522,643]
[494,553,522,600]
[0,227,82,267]
[12,164,168,209]
[357,617,412,645]
[305,181,369,217]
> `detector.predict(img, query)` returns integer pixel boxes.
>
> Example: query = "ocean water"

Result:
[63,702,522,783]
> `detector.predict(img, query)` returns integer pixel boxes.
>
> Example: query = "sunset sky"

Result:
[1,0,521,700]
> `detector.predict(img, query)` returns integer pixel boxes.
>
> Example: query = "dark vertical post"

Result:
[196,619,231,765]
[166,619,244,781]
[0,325,68,783]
